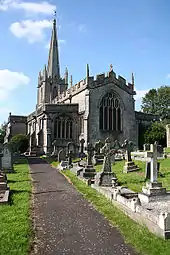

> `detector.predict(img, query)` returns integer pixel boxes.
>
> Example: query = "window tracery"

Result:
[54,117,73,139]
[99,93,122,131]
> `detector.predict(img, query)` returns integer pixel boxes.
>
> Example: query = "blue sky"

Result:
[0,0,170,124]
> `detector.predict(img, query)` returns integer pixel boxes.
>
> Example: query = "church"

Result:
[5,17,159,154]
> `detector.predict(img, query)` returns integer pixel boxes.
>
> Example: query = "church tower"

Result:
[37,13,68,108]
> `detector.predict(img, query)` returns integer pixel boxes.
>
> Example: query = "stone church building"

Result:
[5,17,159,154]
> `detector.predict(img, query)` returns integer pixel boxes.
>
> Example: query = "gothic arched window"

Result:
[54,117,73,139]
[99,93,122,131]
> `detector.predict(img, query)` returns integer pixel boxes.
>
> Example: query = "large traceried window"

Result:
[54,117,73,139]
[99,93,122,131]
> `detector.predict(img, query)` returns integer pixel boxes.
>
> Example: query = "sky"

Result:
[0,0,170,125]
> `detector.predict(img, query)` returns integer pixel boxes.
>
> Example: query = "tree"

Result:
[0,122,7,144]
[9,134,29,153]
[144,122,166,147]
[141,86,170,119]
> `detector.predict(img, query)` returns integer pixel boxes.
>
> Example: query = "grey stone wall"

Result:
[88,82,137,146]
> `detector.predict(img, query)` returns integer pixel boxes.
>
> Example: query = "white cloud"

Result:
[135,89,149,100]
[134,88,149,111]
[10,19,52,43]
[0,69,30,100]
[0,0,56,15]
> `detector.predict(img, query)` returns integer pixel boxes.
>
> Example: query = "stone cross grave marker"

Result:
[101,138,113,172]
[149,141,158,183]
[122,139,134,162]
[95,138,118,187]
[94,140,103,155]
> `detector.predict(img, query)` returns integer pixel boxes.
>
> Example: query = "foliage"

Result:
[9,134,29,153]
[62,163,170,255]
[141,86,170,119]
[144,122,166,147]
[0,122,7,144]
[138,123,148,150]
[0,159,32,255]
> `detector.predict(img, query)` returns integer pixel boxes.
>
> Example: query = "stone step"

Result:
[83,172,96,178]
[0,182,8,191]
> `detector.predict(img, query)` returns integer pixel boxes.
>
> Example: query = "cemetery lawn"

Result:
[0,158,32,255]
[95,158,170,192]
[62,169,170,255]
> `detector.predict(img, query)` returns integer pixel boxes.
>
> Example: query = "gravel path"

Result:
[29,157,137,255]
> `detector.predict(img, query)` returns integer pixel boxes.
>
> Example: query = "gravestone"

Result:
[145,161,160,179]
[95,138,117,187]
[51,140,57,157]
[67,142,75,157]
[1,144,13,172]
[157,145,163,157]
[67,150,73,167]
[93,140,104,165]
[79,139,86,158]
[58,149,66,162]
[139,142,166,202]
[81,143,96,179]
[143,144,150,151]
[166,124,170,148]
[122,139,139,173]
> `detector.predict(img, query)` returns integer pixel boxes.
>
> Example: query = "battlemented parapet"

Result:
[53,68,136,104]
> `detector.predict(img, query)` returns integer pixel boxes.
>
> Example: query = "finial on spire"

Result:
[132,72,134,90]
[110,64,113,72]
[70,75,73,87]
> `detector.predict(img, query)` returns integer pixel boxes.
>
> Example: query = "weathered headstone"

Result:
[67,142,75,156]
[1,144,13,172]
[51,140,57,156]
[58,149,66,162]
[145,161,160,179]
[81,142,96,179]
[143,144,150,151]
[140,142,166,201]
[157,145,163,157]
[67,150,73,167]
[122,139,139,173]
[80,139,85,154]
[93,140,104,165]
[95,138,117,187]
[79,139,86,158]
[166,124,170,148]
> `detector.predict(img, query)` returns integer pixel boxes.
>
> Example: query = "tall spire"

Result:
[47,10,60,79]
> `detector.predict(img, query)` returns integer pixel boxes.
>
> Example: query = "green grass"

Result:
[95,158,170,192]
[0,158,32,255]
[62,170,170,255]
[165,147,170,153]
